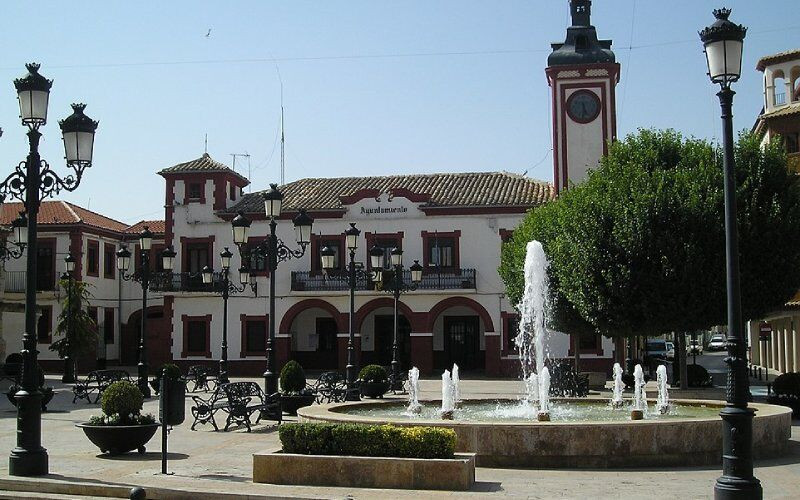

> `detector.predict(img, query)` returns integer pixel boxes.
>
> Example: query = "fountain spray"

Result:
[631,364,646,420]
[440,370,455,420]
[656,364,670,414]
[611,363,624,409]
[406,366,422,415]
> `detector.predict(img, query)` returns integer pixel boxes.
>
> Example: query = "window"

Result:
[37,306,52,343]
[786,132,799,154]
[104,243,116,279]
[241,315,267,356]
[87,307,99,344]
[422,231,460,270]
[184,242,210,273]
[316,317,337,352]
[182,315,211,357]
[246,237,268,276]
[311,235,344,272]
[87,240,99,277]
[36,239,56,291]
[103,308,114,344]
[570,332,602,355]
[152,244,165,272]
[188,182,203,201]
[229,184,236,201]
[579,333,598,351]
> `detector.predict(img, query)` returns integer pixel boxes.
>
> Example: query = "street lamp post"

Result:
[61,253,77,383]
[700,9,761,500]
[117,231,176,398]
[319,223,381,391]
[231,183,313,395]
[0,63,98,477]
[201,247,255,384]
[371,246,422,389]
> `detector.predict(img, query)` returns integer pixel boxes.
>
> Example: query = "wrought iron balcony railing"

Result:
[290,268,477,292]
[2,271,56,293]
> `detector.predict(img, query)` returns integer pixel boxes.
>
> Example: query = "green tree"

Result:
[500,129,800,349]
[49,278,98,361]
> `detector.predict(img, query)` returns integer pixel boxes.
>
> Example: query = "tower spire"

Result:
[570,0,592,27]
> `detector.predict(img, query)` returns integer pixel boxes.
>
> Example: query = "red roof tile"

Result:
[125,220,165,235]
[0,201,128,232]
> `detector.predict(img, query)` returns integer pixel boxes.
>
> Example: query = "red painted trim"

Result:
[339,188,382,205]
[558,82,610,190]
[354,298,421,334]
[389,187,431,203]
[37,237,58,290]
[68,231,83,281]
[240,314,268,357]
[279,299,346,335]
[180,236,216,273]
[165,178,175,248]
[311,233,346,273]
[246,236,269,277]
[364,232,404,272]
[426,296,495,333]
[184,179,207,204]
[181,314,212,358]
[86,239,100,277]
[420,230,461,269]
[215,209,346,222]
[420,206,532,216]
[103,242,116,279]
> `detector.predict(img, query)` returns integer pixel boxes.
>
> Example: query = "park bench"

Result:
[384,365,408,394]
[72,369,132,404]
[222,381,282,432]
[189,386,229,431]
[185,365,219,393]
[312,371,359,403]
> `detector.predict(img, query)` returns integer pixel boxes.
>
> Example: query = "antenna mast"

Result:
[230,153,250,173]
[280,106,285,185]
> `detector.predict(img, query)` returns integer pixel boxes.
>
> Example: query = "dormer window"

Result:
[188,182,203,201]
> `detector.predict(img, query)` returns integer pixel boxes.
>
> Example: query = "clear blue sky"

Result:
[0,1,795,224]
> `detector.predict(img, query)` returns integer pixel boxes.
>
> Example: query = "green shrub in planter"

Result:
[279,423,456,459]
[772,372,800,396]
[280,360,307,394]
[358,364,388,383]
[101,381,144,418]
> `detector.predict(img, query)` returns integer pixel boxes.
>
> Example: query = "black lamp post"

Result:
[371,246,422,389]
[202,247,255,384]
[61,253,77,383]
[0,63,98,477]
[117,231,176,398]
[320,223,381,392]
[231,183,313,395]
[700,9,761,500]
[0,213,28,262]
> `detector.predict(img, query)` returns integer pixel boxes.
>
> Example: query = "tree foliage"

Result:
[500,129,800,338]
[49,278,98,359]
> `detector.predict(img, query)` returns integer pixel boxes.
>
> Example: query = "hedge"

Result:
[279,423,456,459]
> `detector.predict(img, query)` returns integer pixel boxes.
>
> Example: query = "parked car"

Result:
[707,334,726,351]
[665,342,675,361]
[688,340,703,355]
[646,339,668,360]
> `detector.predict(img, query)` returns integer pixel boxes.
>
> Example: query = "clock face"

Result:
[566,90,601,123]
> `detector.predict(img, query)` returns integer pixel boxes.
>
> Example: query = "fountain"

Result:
[440,370,455,420]
[537,367,551,421]
[299,240,793,467]
[656,364,670,415]
[406,367,422,415]
[611,363,624,409]
[631,364,646,420]
[451,364,461,407]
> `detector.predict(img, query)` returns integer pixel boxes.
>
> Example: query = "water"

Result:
[406,367,421,414]
[441,370,455,416]
[633,364,647,412]
[611,363,624,408]
[516,241,553,404]
[656,365,670,414]
[451,364,461,404]
[538,367,551,416]
[525,373,539,407]
[342,399,721,423]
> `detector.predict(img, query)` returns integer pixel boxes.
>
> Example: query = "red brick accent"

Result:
[484,335,501,376]
[69,231,83,280]
[279,299,346,335]
[275,337,291,373]
[411,336,433,375]
[426,296,495,333]
[338,188,382,205]
[499,228,514,243]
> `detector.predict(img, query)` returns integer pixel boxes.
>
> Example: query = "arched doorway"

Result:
[428,297,495,371]
[355,298,419,371]
[122,306,170,368]
[279,300,346,371]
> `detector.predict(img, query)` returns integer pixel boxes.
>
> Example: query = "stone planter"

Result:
[359,381,389,398]
[76,423,159,456]
[253,451,475,490]
[280,394,316,416]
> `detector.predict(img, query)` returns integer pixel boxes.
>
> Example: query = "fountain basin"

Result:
[297,398,792,468]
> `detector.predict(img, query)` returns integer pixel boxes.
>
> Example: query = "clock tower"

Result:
[547,0,620,193]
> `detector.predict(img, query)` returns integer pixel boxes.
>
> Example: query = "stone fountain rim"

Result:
[297,396,791,427]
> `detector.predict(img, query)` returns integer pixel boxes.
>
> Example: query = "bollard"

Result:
[758,367,762,381]
[129,487,146,500]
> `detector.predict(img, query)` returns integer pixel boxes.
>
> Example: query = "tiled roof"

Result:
[125,220,165,235]
[760,102,800,120]
[225,171,554,213]
[756,49,800,72]
[158,153,249,184]
[0,201,128,232]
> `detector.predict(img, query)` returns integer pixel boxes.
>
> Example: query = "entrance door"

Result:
[374,315,411,368]
[444,316,481,370]
[315,317,338,369]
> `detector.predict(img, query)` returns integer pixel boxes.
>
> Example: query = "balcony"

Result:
[150,272,223,293]
[788,152,800,174]
[2,271,57,293]
[291,269,477,292]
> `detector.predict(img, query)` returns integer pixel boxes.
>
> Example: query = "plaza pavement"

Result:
[0,374,796,499]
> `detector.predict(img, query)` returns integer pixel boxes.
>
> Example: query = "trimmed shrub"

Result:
[686,364,712,387]
[358,364,388,384]
[280,360,307,394]
[101,381,143,418]
[279,423,456,459]
[772,372,800,396]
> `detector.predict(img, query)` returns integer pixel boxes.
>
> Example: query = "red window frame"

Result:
[311,234,346,273]
[180,236,215,274]
[245,236,269,277]
[186,181,205,203]
[103,243,116,279]
[182,314,212,358]
[240,314,268,357]
[86,239,100,277]
[568,333,604,356]
[421,230,461,271]
[364,231,404,271]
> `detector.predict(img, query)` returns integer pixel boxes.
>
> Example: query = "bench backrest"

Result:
[222,381,263,403]
[89,369,131,382]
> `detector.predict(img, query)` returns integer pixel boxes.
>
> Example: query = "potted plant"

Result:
[76,380,159,455]
[359,365,390,398]
[279,360,315,415]
[49,277,98,379]
[150,363,182,395]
